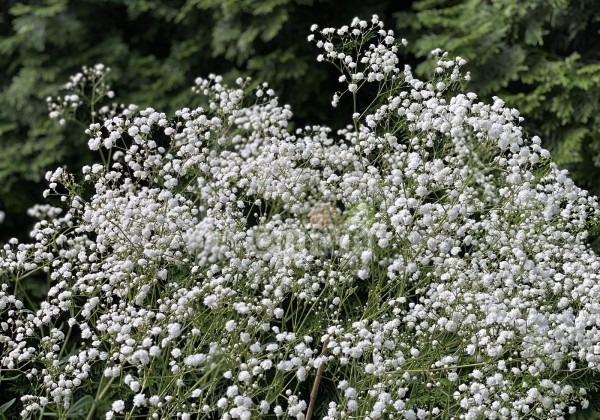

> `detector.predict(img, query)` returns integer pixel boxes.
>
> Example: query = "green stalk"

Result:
[85,375,116,420]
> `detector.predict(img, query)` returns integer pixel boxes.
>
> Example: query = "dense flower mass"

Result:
[1,15,600,420]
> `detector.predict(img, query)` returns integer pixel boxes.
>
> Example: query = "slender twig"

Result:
[306,339,329,420]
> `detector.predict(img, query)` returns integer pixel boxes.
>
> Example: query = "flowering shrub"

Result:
[2,15,600,419]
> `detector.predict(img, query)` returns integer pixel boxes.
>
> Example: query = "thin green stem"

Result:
[85,375,116,420]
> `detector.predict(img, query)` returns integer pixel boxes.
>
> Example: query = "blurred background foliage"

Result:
[1,0,600,247]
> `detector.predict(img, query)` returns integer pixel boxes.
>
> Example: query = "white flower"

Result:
[111,400,125,413]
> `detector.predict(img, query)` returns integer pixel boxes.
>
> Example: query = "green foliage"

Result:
[397,0,600,198]
[0,0,406,242]
[0,398,15,419]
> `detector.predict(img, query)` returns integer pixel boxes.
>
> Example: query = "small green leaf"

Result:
[67,395,95,414]
[0,399,16,414]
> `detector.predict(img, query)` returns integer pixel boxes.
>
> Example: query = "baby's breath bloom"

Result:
[1,15,599,420]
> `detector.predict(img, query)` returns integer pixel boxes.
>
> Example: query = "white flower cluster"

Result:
[1,15,599,420]
[47,63,117,126]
